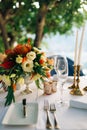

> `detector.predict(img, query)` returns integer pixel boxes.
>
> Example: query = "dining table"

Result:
[0,76,87,130]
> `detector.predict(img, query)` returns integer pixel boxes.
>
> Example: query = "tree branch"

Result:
[5,9,14,21]
[48,0,65,10]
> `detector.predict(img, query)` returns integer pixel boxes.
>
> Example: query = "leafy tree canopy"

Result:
[0,0,87,51]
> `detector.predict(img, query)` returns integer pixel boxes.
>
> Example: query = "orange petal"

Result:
[12,84,16,91]
[22,57,27,63]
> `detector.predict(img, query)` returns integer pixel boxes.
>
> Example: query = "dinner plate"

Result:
[2,102,38,125]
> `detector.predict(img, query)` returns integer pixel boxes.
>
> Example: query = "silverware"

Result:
[50,103,59,129]
[44,100,52,129]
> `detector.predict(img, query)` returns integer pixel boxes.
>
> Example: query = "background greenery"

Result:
[0,0,87,52]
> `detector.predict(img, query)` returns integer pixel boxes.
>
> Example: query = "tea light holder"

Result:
[44,79,57,95]
[70,65,84,96]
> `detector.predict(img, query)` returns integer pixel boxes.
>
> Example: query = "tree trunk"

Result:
[34,4,48,47]
[8,32,15,47]
[0,13,9,50]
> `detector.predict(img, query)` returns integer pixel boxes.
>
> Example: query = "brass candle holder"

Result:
[70,65,84,96]
[83,86,87,91]
[68,65,77,89]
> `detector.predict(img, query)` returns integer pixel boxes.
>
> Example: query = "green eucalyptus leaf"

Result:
[35,79,43,89]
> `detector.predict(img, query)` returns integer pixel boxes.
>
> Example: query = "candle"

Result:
[78,26,85,65]
[74,30,78,65]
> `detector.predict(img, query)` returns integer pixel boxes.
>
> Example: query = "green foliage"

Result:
[33,53,46,76]
[35,78,43,89]
[0,38,5,52]
[5,86,15,106]
[45,0,86,35]
[0,0,87,51]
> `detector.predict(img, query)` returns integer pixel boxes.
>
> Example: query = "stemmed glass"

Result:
[21,75,33,95]
[54,55,68,105]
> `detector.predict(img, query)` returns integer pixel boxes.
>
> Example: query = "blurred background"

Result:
[42,26,87,75]
[0,0,87,74]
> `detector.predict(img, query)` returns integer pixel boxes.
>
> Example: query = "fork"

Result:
[50,103,60,129]
[44,100,52,129]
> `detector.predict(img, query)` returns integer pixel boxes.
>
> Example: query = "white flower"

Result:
[41,55,47,62]
[33,47,41,53]
[2,75,11,86]
[26,51,36,60]
[17,77,24,85]
[16,55,23,63]
[22,60,33,72]
[10,74,16,78]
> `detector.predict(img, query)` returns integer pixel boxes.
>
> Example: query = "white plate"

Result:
[2,102,38,125]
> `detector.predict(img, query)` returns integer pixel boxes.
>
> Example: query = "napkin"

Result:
[69,97,87,110]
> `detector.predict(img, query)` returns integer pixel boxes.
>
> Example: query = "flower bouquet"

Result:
[0,39,53,106]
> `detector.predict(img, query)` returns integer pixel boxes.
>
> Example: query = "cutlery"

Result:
[44,100,52,129]
[50,103,59,129]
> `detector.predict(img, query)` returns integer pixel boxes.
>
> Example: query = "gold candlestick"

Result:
[83,86,87,91]
[70,65,84,95]
[68,65,77,89]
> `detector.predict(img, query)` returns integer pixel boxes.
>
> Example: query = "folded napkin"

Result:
[70,97,87,110]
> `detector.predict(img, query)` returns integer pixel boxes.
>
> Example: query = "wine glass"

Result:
[54,55,68,105]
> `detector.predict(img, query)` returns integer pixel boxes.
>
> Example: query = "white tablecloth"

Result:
[0,76,87,130]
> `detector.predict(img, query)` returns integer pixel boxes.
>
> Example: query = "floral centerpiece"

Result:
[0,39,53,106]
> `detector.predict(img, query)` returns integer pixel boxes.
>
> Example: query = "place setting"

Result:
[2,99,38,126]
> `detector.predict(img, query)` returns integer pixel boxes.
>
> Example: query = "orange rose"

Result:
[5,49,15,59]
[22,57,27,63]
[13,44,32,55]
[39,59,45,64]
